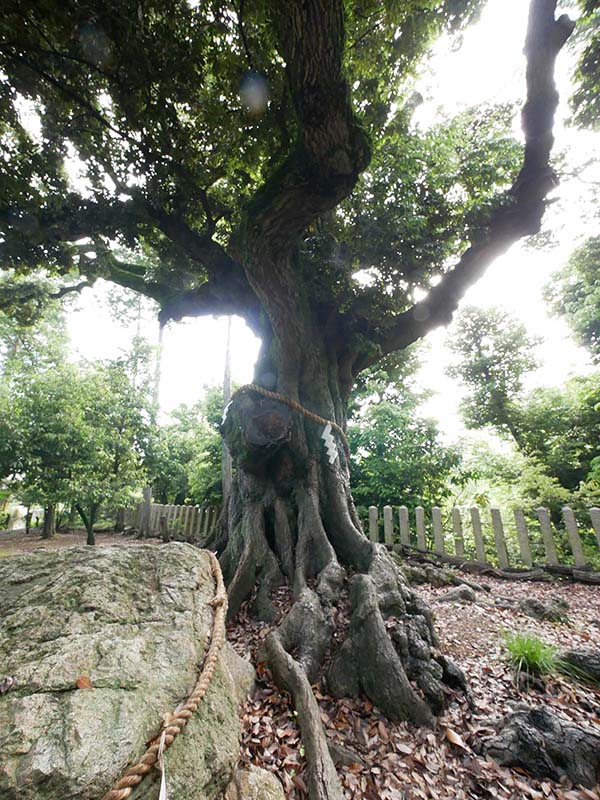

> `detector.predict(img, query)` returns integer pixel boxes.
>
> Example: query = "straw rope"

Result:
[230,383,350,461]
[101,550,228,800]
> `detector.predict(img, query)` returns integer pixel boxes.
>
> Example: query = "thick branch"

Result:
[50,280,92,300]
[1,194,260,327]
[357,0,574,372]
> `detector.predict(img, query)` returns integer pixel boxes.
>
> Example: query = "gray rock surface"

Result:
[438,584,477,603]
[224,765,285,800]
[493,595,569,622]
[0,543,253,800]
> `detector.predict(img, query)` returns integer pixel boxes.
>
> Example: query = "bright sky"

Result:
[67,0,599,436]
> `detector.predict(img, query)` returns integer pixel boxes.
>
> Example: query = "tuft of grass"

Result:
[502,631,559,679]
[503,630,600,688]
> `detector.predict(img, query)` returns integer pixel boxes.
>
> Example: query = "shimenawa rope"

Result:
[230,383,351,462]
[101,551,228,800]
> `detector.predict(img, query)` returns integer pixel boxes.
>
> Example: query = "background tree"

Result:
[545,235,600,362]
[518,373,600,491]
[151,388,224,507]
[447,306,540,449]
[0,357,151,543]
[0,1,576,791]
[569,0,600,129]
[348,351,463,515]
[70,359,151,544]
[448,308,600,495]
[0,299,71,535]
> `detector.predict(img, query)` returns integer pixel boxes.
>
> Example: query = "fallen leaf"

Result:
[76,675,93,690]
[445,727,469,751]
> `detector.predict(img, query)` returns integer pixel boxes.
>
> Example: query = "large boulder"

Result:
[0,543,254,800]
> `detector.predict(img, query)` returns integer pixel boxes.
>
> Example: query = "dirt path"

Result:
[0,528,162,556]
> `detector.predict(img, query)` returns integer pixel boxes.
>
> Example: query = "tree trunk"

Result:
[24,507,31,535]
[215,331,466,798]
[41,504,55,539]
[75,503,98,546]
[85,518,95,546]
[221,315,233,504]
[115,507,126,533]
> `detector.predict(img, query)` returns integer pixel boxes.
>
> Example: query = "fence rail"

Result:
[124,499,220,543]
[367,505,600,569]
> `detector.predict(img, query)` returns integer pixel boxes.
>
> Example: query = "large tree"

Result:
[0,2,574,796]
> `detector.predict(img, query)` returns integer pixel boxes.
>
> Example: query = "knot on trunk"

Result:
[222,390,296,478]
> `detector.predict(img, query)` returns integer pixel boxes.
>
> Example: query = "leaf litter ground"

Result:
[228,575,600,800]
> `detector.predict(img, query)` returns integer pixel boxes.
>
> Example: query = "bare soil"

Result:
[0,528,162,556]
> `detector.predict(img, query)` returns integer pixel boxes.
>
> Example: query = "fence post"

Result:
[490,508,510,569]
[470,506,486,562]
[202,507,211,537]
[589,507,600,551]
[196,507,205,539]
[562,506,587,568]
[398,506,410,547]
[451,508,465,557]
[368,506,379,543]
[206,507,214,535]
[163,504,171,530]
[431,507,445,554]
[184,505,193,541]
[191,506,200,540]
[513,508,533,568]
[139,487,152,537]
[536,507,559,565]
[415,506,426,551]
[159,512,169,542]
[383,506,394,546]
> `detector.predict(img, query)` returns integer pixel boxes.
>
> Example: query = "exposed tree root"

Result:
[216,470,468,798]
[218,390,467,799]
[262,632,345,800]
[486,704,600,788]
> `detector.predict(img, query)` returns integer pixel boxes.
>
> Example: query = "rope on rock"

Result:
[101,551,228,800]
[230,383,351,462]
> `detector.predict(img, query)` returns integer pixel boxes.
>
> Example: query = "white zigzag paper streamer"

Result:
[321,422,338,465]
[158,730,168,800]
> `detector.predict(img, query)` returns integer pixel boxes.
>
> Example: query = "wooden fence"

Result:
[367,505,600,570]
[124,497,220,543]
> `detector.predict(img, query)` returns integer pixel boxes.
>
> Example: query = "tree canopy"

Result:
[0,0,574,396]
